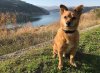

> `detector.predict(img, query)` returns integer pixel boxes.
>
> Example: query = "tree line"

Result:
[0,12,37,27]
[0,12,16,26]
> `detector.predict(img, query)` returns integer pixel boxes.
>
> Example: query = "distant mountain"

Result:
[68,6,100,13]
[0,0,49,15]
[42,6,59,11]
[44,6,100,13]
[83,6,100,13]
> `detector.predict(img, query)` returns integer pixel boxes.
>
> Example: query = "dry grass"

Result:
[0,22,56,55]
[79,11,98,30]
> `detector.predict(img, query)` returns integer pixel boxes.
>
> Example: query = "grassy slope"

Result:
[0,26,100,73]
[0,31,55,56]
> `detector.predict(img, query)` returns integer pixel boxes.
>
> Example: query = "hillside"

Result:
[0,25,100,73]
[0,0,49,15]
[0,0,49,23]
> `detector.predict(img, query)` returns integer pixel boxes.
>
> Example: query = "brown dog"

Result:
[53,4,83,70]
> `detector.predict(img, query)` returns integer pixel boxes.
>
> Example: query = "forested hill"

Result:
[0,0,50,23]
[0,0,49,15]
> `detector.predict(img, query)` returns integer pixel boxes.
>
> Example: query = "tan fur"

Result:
[52,4,83,70]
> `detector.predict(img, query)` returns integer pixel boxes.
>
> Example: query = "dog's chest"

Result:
[66,41,74,53]
[65,37,74,53]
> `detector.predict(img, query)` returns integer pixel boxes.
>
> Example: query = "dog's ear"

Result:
[74,5,84,13]
[60,4,68,14]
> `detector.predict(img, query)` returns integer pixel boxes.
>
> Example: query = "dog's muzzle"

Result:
[66,22,74,27]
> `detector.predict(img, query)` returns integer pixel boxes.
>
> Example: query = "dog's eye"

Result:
[64,16,68,19]
[72,17,76,20]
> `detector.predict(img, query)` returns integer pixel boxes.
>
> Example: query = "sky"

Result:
[21,0,100,7]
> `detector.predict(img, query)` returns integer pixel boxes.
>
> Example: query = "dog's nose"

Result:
[66,22,71,26]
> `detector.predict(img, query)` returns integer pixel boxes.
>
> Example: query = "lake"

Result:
[32,11,60,26]
[4,11,60,29]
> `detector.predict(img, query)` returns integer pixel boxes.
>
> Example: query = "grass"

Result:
[0,26,100,73]
[0,26,56,56]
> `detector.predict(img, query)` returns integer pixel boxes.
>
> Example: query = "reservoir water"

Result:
[32,11,60,26]
[5,11,60,29]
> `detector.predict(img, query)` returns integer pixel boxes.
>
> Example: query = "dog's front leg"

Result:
[53,44,57,58]
[58,51,63,70]
[69,47,77,67]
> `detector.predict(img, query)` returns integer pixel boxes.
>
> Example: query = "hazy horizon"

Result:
[21,0,100,7]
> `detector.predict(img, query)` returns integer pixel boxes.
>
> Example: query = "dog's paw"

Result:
[58,65,63,70]
[70,62,77,67]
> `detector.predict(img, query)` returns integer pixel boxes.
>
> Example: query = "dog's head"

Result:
[60,4,83,30]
